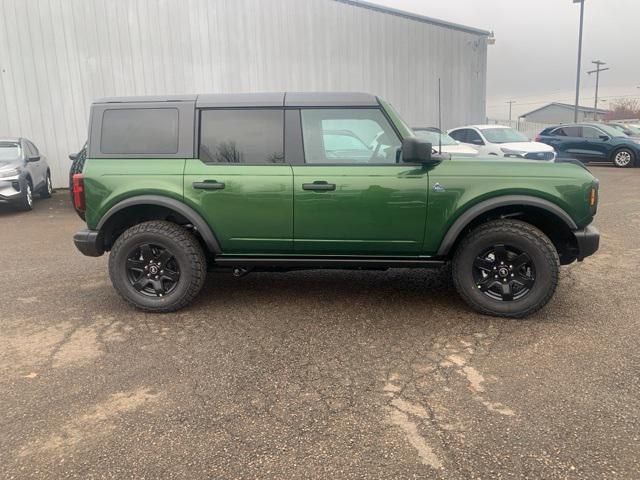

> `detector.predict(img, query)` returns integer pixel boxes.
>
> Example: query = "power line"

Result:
[486,93,640,109]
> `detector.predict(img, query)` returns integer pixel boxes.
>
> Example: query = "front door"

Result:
[291,108,428,255]
[183,108,293,254]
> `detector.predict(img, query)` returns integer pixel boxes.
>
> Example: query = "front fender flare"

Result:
[436,195,578,257]
[96,195,222,254]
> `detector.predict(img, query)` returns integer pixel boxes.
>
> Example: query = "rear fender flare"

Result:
[96,195,222,254]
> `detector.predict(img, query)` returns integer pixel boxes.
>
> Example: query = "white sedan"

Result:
[448,124,556,161]
[413,128,478,157]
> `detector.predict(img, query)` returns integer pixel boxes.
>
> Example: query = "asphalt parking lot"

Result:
[1,166,639,479]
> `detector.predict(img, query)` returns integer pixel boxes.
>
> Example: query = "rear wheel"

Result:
[612,148,634,168]
[109,221,207,312]
[452,219,559,318]
[40,171,53,198]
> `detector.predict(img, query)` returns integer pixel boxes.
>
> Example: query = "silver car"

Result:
[0,138,52,211]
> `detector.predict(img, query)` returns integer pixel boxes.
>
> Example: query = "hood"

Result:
[0,158,20,169]
[498,141,554,153]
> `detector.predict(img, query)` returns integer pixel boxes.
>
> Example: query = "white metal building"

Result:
[0,0,490,187]
[520,102,609,124]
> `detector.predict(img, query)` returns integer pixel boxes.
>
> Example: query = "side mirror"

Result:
[402,137,440,166]
[69,153,78,161]
[27,154,40,162]
[599,135,609,141]
[471,138,484,146]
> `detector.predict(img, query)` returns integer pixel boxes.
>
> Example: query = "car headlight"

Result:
[500,148,525,157]
[0,168,20,178]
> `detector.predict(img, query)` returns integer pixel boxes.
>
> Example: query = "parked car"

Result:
[413,128,478,157]
[0,138,52,211]
[72,92,599,318]
[448,125,556,161]
[536,123,640,168]
[607,122,640,139]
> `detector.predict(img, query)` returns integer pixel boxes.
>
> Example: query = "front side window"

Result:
[466,129,485,145]
[101,108,179,155]
[301,108,401,164]
[449,129,468,142]
[582,126,605,139]
[199,109,284,164]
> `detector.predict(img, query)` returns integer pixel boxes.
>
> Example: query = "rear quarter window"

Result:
[100,108,179,155]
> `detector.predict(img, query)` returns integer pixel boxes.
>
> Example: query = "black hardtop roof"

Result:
[93,92,380,108]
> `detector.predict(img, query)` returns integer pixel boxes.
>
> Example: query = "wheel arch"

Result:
[609,146,636,166]
[96,195,221,254]
[437,195,579,264]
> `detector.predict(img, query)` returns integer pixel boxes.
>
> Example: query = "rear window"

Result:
[199,109,284,164]
[100,108,179,155]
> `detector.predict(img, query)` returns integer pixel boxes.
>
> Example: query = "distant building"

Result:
[0,0,491,188]
[520,102,609,124]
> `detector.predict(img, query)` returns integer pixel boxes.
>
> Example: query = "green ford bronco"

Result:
[73,92,599,318]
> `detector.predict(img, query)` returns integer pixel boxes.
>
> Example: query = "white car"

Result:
[413,128,478,157]
[448,124,556,161]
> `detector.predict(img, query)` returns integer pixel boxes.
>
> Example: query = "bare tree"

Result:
[606,98,640,120]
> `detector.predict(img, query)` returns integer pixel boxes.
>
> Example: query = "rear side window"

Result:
[100,108,179,154]
[449,129,467,142]
[199,109,284,164]
[561,126,581,137]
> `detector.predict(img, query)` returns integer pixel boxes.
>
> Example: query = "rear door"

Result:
[290,107,428,255]
[183,108,293,254]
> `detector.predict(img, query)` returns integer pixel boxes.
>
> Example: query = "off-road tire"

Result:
[109,220,207,313]
[452,219,559,318]
[611,148,635,168]
[16,179,34,211]
[40,171,53,198]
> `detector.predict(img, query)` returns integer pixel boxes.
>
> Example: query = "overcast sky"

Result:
[368,0,640,119]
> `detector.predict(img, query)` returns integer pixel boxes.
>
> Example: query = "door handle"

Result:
[302,181,336,191]
[193,181,225,190]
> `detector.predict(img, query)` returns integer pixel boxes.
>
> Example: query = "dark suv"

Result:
[72,92,600,318]
[537,123,640,168]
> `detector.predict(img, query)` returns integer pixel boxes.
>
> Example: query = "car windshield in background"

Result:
[598,124,627,138]
[414,130,458,146]
[0,142,20,160]
[480,128,529,144]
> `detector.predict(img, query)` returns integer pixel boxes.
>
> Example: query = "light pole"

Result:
[587,60,609,120]
[573,0,585,123]
[507,100,516,122]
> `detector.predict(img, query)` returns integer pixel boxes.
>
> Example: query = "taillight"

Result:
[72,173,85,213]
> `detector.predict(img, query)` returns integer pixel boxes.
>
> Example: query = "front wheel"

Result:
[452,219,559,318]
[16,180,34,211]
[612,148,635,168]
[109,221,207,312]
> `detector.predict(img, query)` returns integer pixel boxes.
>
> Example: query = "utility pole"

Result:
[507,100,516,122]
[573,0,585,123]
[587,60,610,120]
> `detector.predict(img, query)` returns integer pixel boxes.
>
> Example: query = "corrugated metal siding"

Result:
[0,0,487,187]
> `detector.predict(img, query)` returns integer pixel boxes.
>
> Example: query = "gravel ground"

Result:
[1,166,638,479]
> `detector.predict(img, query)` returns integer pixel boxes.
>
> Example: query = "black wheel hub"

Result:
[472,244,535,302]
[125,243,180,297]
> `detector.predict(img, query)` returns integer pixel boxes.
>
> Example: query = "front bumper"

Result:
[73,229,104,257]
[573,225,600,261]
[0,177,24,203]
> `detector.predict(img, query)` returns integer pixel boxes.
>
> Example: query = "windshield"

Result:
[597,124,627,138]
[0,142,21,160]
[612,124,640,136]
[414,130,458,146]
[479,127,529,144]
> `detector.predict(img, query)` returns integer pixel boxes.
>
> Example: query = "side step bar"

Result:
[214,256,446,269]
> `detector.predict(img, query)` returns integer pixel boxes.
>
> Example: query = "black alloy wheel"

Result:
[472,244,535,301]
[125,243,180,297]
